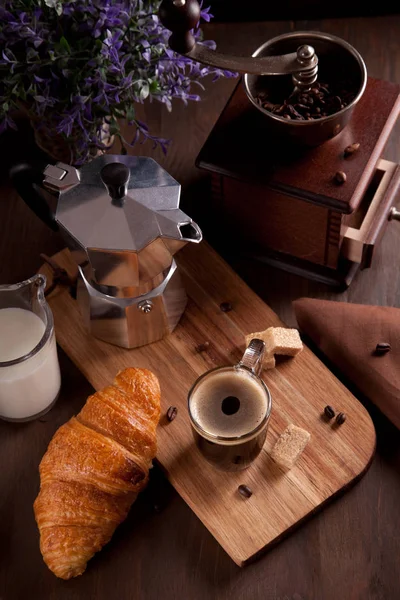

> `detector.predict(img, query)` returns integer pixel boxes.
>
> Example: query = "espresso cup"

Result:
[188,339,272,471]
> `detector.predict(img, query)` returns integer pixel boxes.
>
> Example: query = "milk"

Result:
[0,308,61,420]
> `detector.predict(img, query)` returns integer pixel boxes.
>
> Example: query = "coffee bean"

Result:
[273,105,285,115]
[166,406,178,422]
[287,105,303,119]
[238,484,253,499]
[220,302,233,313]
[344,142,361,157]
[324,405,335,419]
[335,171,347,184]
[288,105,303,119]
[255,79,357,122]
[336,412,346,425]
[196,342,210,353]
[263,101,275,111]
[375,342,391,355]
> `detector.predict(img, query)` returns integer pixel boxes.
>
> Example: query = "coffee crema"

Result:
[189,367,269,440]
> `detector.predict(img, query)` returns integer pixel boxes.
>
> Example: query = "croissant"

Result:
[34,367,161,580]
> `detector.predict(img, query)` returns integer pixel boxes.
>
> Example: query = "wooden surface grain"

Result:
[1,14,400,600]
[37,244,375,568]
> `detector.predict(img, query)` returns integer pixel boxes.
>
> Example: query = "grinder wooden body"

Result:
[196,77,400,288]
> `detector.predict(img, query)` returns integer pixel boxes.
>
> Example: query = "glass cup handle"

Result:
[237,339,266,376]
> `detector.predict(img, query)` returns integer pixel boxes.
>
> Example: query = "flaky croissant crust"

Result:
[34,368,161,580]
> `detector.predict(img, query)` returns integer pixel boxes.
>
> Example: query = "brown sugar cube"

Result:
[245,333,276,369]
[262,354,276,370]
[270,424,310,469]
[263,327,303,357]
[246,327,303,358]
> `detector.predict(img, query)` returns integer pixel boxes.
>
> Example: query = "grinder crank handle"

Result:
[158,0,318,80]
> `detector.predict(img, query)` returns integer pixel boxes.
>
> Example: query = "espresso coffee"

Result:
[190,368,269,439]
[188,366,271,471]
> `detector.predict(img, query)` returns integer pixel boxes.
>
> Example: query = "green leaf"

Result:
[59,36,71,54]
[26,48,38,62]
[149,80,160,93]
[113,108,126,119]
[126,105,135,122]
[108,119,120,136]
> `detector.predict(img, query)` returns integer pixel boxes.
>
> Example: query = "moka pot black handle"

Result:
[9,162,59,232]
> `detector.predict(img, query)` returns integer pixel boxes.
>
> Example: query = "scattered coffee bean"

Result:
[196,342,210,353]
[336,412,346,425]
[324,405,336,419]
[335,171,347,184]
[166,406,178,422]
[344,142,360,158]
[375,342,391,355]
[220,302,233,313]
[238,484,253,499]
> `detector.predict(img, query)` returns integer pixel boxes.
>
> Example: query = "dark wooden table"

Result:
[1,16,400,600]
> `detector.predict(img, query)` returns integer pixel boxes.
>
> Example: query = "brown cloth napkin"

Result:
[293,298,400,429]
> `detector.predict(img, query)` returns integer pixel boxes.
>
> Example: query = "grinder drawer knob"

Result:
[389,207,400,221]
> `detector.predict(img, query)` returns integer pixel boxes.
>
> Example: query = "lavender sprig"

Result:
[0,0,236,164]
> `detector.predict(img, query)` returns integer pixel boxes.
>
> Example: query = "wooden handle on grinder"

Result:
[159,0,201,53]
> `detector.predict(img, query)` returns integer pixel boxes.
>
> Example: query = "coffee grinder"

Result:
[159,0,400,288]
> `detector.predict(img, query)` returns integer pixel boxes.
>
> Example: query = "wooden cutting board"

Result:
[39,242,376,566]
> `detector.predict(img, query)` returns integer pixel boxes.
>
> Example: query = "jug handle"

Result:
[9,162,59,232]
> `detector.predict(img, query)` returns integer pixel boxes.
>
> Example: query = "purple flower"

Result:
[0,0,237,164]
